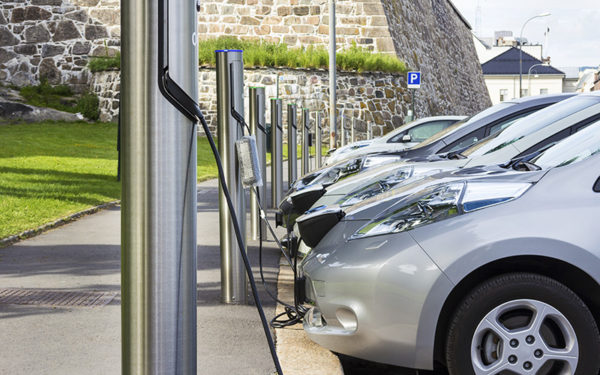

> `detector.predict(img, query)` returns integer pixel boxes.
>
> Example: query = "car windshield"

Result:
[531,119,600,169]
[410,102,515,149]
[381,119,420,140]
[463,96,599,157]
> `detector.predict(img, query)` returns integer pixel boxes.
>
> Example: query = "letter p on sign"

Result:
[407,71,421,89]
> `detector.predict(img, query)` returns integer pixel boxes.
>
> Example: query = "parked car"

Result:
[311,91,600,210]
[280,93,588,229]
[325,116,465,166]
[300,121,600,374]
[286,94,574,205]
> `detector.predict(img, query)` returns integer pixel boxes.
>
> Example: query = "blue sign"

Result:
[407,71,421,89]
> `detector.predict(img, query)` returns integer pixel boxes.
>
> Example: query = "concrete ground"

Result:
[0,161,345,374]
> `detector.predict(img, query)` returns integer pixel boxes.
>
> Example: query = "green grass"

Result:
[88,53,121,73]
[19,80,100,120]
[0,121,328,239]
[199,37,407,73]
[89,38,407,73]
[0,121,120,239]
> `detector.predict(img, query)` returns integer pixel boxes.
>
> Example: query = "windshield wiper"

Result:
[447,151,467,160]
[512,160,542,171]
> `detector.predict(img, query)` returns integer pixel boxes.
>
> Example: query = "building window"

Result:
[521,89,529,97]
[499,89,508,102]
[540,88,548,95]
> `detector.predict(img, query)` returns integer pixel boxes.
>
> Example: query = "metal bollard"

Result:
[351,117,356,143]
[249,87,267,241]
[287,103,298,189]
[341,116,347,147]
[301,108,310,175]
[316,111,323,169]
[367,122,373,140]
[271,98,283,208]
[217,50,246,305]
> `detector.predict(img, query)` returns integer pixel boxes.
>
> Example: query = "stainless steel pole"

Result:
[271,98,283,208]
[340,115,347,147]
[249,87,267,241]
[121,0,197,371]
[287,103,298,188]
[367,122,372,140]
[316,111,322,168]
[217,50,247,305]
[328,0,336,150]
[301,108,310,175]
[351,117,356,143]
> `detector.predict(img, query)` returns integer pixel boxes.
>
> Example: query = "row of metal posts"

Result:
[338,115,376,144]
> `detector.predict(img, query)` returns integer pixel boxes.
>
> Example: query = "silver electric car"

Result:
[300,121,600,374]
[326,116,464,166]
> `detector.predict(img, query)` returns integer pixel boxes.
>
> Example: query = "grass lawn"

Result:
[0,122,328,239]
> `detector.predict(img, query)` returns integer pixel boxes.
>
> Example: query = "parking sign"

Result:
[407,71,421,89]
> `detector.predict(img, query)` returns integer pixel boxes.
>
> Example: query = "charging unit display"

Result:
[250,87,267,241]
[287,103,298,188]
[216,50,247,305]
[301,108,310,175]
[316,111,323,168]
[271,99,283,208]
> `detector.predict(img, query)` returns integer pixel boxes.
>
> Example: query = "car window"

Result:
[531,120,600,169]
[465,96,600,157]
[442,127,486,153]
[389,120,454,143]
[488,109,539,135]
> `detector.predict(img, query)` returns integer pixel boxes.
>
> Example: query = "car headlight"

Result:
[306,158,363,188]
[338,166,415,207]
[351,181,532,240]
[362,154,402,170]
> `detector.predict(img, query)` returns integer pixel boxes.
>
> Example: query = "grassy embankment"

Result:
[0,121,326,238]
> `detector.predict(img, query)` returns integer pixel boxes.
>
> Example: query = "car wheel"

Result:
[445,273,600,375]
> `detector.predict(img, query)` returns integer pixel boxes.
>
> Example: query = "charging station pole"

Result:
[249,87,267,241]
[301,108,310,175]
[271,98,283,208]
[351,117,356,143]
[287,103,297,188]
[217,50,247,305]
[121,0,197,371]
[340,115,347,147]
[367,122,373,140]
[316,111,322,168]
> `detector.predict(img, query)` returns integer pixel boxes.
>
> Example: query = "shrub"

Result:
[88,53,120,72]
[76,93,100,121]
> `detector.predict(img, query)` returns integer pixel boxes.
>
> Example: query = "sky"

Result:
[450,0,599,68]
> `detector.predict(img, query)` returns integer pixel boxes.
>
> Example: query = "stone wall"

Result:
[197,0,396,54]
[92,65,482,141]
[0,0,119,91]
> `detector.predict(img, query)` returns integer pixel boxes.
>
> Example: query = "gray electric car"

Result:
[300,120,600,374]
[284,94,574,218]
[282,92,600,233]
[326,116,465,166]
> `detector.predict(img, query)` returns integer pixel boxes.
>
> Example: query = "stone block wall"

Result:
[0,0,119,91]
[197,0,396,54]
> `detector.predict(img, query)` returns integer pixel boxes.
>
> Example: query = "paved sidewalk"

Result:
[0,178,282,374]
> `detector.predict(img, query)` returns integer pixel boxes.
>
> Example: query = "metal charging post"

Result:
[341,115,347,147]
[301,108,310,175]
[351,117,356,143]
[367,122,373,140]
[250,87,267,240]
[287,103,298,189]
[271,98,283,208]
[121,0,197,371]
[216,50,247,305]
[316,111,323,168]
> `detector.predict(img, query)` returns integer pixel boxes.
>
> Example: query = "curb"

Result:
[0,200,120,249]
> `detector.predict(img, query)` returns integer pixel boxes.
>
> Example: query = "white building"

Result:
[479,47,564,105]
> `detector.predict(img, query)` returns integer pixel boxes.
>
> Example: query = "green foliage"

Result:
[198,37,407,73]
[88,53,121,72]
[19,80,100,121]
[76,92,100,121]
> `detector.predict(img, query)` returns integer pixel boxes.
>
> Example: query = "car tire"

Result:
[445,273,600,375]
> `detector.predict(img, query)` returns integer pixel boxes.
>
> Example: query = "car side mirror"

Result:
[401,134,412,142]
